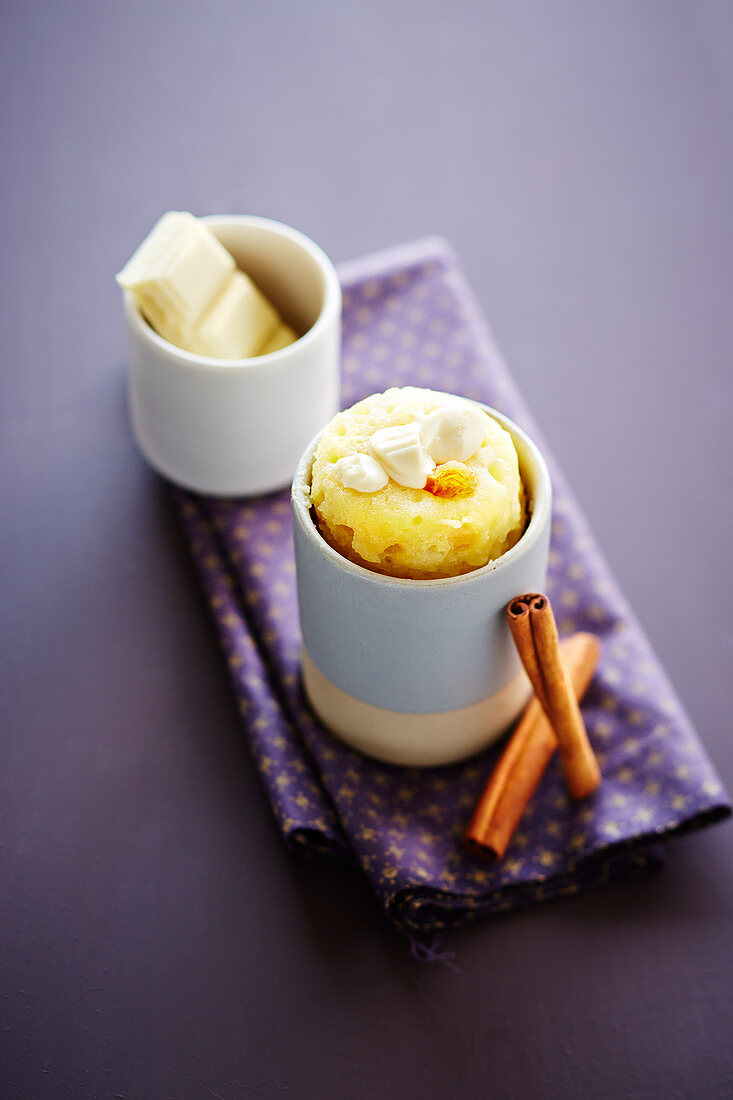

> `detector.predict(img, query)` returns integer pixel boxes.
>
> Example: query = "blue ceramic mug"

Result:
[292,404,552,766]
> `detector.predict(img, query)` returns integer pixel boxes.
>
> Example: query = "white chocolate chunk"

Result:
[335,454,389,493]
[116,211,186,289]
[368,423,435,489]
[190,270,279,359]
[259,322,298,356]
[133,285,193,350]
[116,211,293,360]
[116,211,235,326]
[419,401,488,463]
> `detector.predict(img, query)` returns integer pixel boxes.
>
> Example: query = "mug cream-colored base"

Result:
[302,649,532,767]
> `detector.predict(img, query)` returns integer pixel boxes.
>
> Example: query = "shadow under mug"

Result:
[292,405,552,767]
[123,215,342,497]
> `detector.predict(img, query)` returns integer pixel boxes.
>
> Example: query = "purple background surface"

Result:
[2,3,732,1098]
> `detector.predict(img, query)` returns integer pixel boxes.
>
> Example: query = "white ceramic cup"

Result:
[292,405,552,767]
[123,215,342,496]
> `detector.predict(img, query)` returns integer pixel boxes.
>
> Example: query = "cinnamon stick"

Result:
[507,594,602,799]
[464,632,601,860]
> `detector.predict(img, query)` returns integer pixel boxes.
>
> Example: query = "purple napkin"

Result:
[175,238,730,934]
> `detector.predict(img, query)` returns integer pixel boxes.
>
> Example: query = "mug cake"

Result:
[292,386,552,765]
[309,386,526,580]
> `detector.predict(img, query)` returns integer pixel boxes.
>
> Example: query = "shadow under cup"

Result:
[292,406,553,767]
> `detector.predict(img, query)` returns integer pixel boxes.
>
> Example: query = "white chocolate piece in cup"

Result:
[335,454,389,492]
[132,287,191,351]
[368,423,435,489]
[124,214,341,496]
[116,211,291,359]
[419,400,488,463]
[189,270,279,359]
[116,211,235,327]
[259,321,298,356]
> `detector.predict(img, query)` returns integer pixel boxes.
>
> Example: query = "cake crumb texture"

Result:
[310,387,526,579]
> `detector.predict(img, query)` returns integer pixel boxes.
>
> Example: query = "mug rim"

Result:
[292,400,552,589]
[123,214,342,375]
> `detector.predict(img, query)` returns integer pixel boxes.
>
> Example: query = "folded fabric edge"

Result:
[336,236,458,288]
[387,801,731,933]
[288,827,356,860]
[172,488,351,855]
